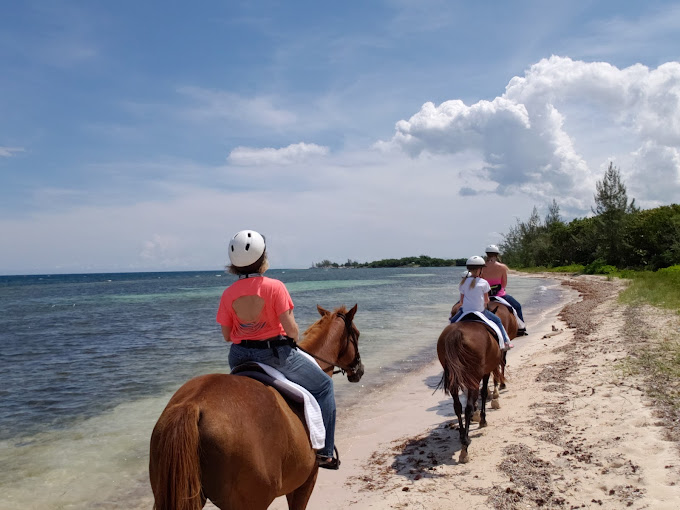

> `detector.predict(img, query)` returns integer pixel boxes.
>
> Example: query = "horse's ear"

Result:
[346,304,358,322]
[317,305,330,316]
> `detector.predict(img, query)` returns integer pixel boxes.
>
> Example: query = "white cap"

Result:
[228,230,266,267]
[485,244,501,254]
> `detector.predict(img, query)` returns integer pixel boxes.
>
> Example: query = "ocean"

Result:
[0,267,563,509]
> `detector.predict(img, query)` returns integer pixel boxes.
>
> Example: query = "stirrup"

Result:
[317,446,341,470]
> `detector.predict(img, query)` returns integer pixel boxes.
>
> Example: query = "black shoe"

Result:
[518,328,528,336]
[317,446,341,470]
[317,455,341,470]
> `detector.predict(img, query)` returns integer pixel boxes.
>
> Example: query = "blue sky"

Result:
[1,1,680,274]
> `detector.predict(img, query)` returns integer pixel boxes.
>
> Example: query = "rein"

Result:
[297,312,361,376]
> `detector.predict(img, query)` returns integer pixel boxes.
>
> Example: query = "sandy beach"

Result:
[258,273,680,510]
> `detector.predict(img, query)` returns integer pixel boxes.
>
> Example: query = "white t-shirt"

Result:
[459,277,490,314]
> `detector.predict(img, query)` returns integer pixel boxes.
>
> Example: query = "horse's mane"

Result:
[302,305,348,342]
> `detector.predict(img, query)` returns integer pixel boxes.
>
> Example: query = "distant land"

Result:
[311,255,466,269]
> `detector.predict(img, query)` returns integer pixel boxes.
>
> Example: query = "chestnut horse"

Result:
[149,304,363,510]
[437,319,503,463]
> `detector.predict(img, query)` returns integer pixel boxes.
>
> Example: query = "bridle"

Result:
[297,312,361,376]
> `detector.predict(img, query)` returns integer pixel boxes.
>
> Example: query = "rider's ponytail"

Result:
[460,274,478,289]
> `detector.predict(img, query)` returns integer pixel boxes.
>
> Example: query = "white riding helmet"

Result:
[466,255,486,267]
[485,244,501,255]
[228,230,266,268]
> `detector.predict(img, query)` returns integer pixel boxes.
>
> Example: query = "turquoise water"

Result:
[0,268,563,509]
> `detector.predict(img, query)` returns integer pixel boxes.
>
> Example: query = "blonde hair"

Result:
[460,267,482,288]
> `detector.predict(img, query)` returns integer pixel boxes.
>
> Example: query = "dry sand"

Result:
[264,273,680,510]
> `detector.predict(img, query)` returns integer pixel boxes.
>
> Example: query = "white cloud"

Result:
[629,141,680,206]
[227,142,329,166]
[0,152,536,274]
[381,56,680,213]
[0,147,25,157]
[177,86,296,127]
[140,234,182,266]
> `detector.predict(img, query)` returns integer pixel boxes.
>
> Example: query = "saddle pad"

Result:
[455,311,503,347]
[490,296,526,329]
[232,362,325,449]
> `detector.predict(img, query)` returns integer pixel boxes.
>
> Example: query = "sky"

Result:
[1,0,680,274]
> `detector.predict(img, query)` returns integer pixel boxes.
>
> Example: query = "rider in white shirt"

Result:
[450,255,512,350]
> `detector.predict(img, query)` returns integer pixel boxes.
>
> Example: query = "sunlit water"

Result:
[0,268,564,509]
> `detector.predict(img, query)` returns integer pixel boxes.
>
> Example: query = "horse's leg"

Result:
[492,362,501,399]
[499,351,507,391]
[285,466,319,510]
[471,402,481,423]
[452,387,464,438]
[471,387,481,422]
[459,389,475,464]
[479,375,490,428]
[452,385,469,463]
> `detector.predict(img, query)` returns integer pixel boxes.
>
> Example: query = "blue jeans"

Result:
[229,343,336,458]
[450,309,511,345]
[502,294,524,322]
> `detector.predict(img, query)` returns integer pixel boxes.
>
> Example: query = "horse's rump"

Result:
[437,324,482,394]
[150,374,315,509]
[437,323,504,395]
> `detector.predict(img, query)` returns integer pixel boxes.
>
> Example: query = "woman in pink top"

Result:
[484,245,526,334]
[216,230,339,470]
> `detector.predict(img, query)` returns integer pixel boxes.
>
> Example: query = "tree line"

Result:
[311,255,467,269]
[500,163,680,272]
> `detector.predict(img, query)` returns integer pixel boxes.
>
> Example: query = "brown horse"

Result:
[437,319,503,463]
[149,304,363,510]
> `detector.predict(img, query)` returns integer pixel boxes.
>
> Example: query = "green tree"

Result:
[592,163,637,266]
[544,199,561,227]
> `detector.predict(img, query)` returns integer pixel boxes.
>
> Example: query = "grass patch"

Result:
[618,337,680,417]
[619,265,680,313]
[618,275,680,443]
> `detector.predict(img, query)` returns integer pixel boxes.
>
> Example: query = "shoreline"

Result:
[264,272,680,510]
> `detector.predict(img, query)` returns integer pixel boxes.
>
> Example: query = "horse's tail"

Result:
[439,327,480,394]
[150,402,203,510]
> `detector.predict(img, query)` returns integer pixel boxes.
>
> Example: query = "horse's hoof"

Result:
[459,449,469,463]
[500,383,506,391]
[471,410,481,422]
[491,399,500,410]
[492,389,500,399]
[479,420,487,428]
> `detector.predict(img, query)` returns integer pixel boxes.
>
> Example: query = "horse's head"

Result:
[307,304,364,383]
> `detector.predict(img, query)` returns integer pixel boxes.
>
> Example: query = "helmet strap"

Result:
[239,273,263,279]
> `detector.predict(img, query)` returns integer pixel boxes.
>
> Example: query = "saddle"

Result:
[455,312,502,344]
[232,362,305,405]
[231,361,326,449]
